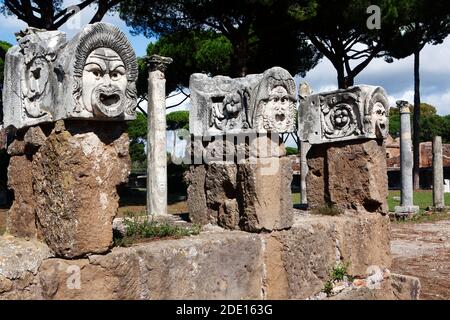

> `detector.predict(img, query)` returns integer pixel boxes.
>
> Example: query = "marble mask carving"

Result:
[298,85,389,144]
[2,23,138,130]
[189,67,297,137]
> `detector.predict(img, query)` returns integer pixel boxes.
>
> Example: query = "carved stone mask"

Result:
[24,57,49,101]
[258,85,295,132]
[82,48,127,118]
[371,101,388,138]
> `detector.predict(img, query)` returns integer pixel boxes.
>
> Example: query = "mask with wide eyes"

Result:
[81,48,128,117]
[372,102,388,138]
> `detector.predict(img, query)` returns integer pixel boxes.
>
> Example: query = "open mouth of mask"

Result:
[92,85,125,117]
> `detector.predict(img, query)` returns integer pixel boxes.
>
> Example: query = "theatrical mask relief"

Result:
[298,85,389,144]
[2,22,138,130]
[189,67,297,137]
[81,48,129,118]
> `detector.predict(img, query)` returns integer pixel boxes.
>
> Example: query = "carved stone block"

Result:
[306,139,388,214]
[189,67,297,137]
[33,121,131,258]
[298,85,389,144]
[2,23,138,130]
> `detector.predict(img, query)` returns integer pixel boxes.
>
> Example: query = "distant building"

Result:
[386,135,450,189]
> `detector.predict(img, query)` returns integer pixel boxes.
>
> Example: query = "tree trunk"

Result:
[337,64,346,89]
[232,36,249,77]
[345,76,354,88]
[413,49,421,190]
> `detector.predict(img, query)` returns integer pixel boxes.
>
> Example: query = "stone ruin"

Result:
[186,73,391,228]
[0,23,420,299]
[186,67,296,231]
[180,73,419,300]
[1,23,136,258]
[298,85,390,214]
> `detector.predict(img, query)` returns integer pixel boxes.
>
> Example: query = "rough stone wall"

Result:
[263,213,391,299]
[307,139,388,214]
[5,121,130,258]
[0,213,407,300]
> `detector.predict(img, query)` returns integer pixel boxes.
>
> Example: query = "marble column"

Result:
[298,82,312,207]
[395,101,419,216]
[432,136,445,210]
[147,55,173,216]
[300,141,310,205]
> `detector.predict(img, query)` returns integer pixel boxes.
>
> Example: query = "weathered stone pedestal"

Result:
[187,159,293,232]
[6,121,131,258]
[299,85,391,215]
[187,136,293,232]
[0,213,419,300]
[307,139,388,214]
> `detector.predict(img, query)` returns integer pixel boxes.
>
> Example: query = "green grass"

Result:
[311,203,342,216]
[292,192,301,204]
[114,212,201,247]
[387,190,450,213]
[405,211,450,224]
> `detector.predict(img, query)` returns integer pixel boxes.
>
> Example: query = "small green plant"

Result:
[114,211,201,247]
[322,261,353,296]
[312,203,342,216]
[323,280,333,295]
[330,262,350,281]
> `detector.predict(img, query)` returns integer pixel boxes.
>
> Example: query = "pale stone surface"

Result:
[187,156,293,231]
[237,157,293,232]
[298,85,389,144]
[0,235,53,279]
[2,23,138,130]
[33,121,131,258]
[264,213,391,299]
[37,231,264,300]
[147,57,171,216]
[185,165,209,225]
[205,163,238,228]
[247,134,286,159]
[2,29,65,129]
[307,140,388,214]
[391,273,421,300]
[189,67,297,137]
[300,141,310,205]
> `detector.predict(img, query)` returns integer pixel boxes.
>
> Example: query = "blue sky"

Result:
[1,0,450,117]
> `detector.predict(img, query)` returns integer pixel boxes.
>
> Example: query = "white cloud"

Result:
[423,89,450,115]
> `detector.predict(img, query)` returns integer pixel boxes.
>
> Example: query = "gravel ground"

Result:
[390,217,450,300]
